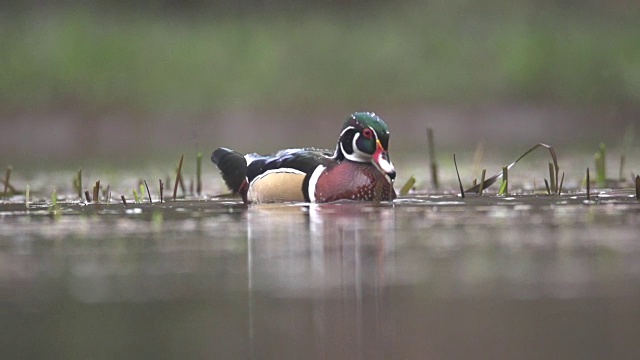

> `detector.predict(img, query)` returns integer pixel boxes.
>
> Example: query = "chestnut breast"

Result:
[314,161,395,203]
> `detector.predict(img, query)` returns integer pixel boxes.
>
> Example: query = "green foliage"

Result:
[1,3,639,113]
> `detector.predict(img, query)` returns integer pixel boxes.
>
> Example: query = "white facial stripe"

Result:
[337,125,388,164]
[307,165,325,203]
[333,126,355,159]
[339,126,355,137]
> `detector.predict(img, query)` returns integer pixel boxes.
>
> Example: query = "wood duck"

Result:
[211,112,396,203]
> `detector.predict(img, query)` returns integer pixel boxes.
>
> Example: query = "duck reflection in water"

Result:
[244,203,397,359]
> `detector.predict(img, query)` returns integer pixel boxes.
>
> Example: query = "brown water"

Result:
[2,193,640,359]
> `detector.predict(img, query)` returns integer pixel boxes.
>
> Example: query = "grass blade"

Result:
[548,162,556,194]
[49,189,59,217]
[93,180,100,204]
[173,155,184,201]
[399,175,416,196]
[465,143,559,193]
[544,179,550,195]
[427,128,439,189]
[3,166,11,198]
[144,180,153,204]
[636,175,639,200]
[498,166,508,196]
[196,152,203,196]
[77,169,83,199]
[453,154,465,198]
[586,168,591,201]
[478,169,486,196]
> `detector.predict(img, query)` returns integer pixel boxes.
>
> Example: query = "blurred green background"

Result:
[1,0,639,167]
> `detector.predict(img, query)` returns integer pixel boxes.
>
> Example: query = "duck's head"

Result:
[334,112,396,182]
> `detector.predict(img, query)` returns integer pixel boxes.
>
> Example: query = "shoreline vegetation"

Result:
[1,2,639,115]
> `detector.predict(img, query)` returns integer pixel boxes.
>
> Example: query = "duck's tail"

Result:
[211,148,248,194]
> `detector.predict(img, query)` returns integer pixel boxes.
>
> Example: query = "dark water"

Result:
[2,193,640,359]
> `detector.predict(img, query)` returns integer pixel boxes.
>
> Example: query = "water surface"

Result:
[2,194,640,359]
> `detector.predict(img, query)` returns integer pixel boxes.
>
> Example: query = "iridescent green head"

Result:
[335,112,395,181]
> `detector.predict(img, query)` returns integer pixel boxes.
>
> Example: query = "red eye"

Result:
[362,128,374,139]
